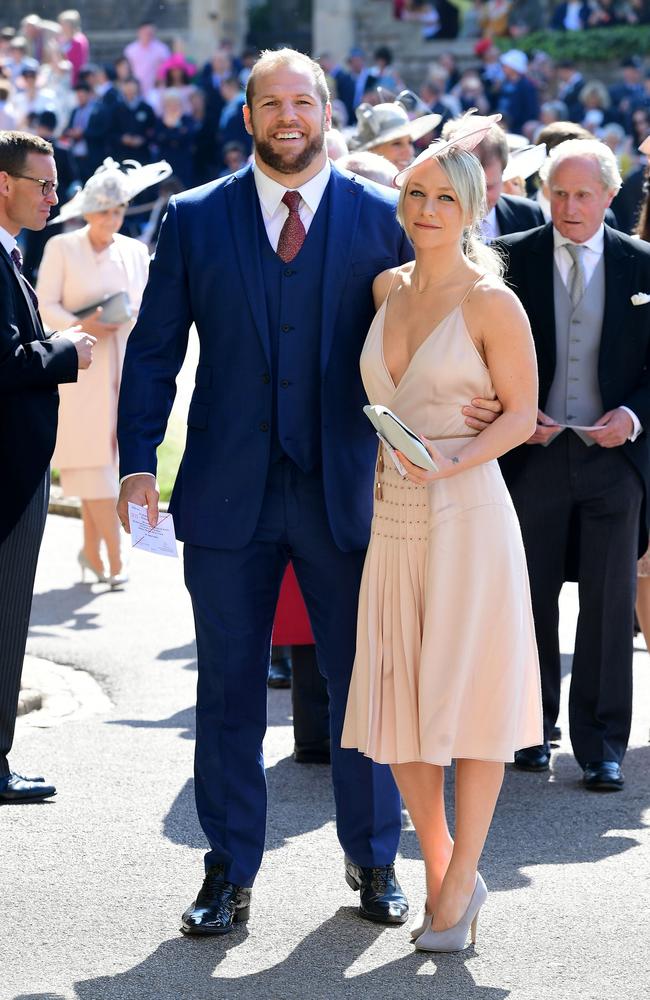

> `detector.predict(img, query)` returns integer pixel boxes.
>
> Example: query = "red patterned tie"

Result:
[277,190,306,263]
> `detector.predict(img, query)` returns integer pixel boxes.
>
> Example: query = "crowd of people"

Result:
[393,0,650,38]
[1,10,650,960]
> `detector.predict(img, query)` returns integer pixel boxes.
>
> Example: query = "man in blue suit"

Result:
[117,49,496,935]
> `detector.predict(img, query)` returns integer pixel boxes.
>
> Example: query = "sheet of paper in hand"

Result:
[363,404,439,472]
[128,503,178,557]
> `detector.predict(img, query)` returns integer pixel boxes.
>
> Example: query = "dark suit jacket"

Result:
[117,163,412,553]
[495,194,545,236]
[497,222,650,551]
[0,243,78,544]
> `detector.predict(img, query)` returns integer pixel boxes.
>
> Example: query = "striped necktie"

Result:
[11,246,39,310]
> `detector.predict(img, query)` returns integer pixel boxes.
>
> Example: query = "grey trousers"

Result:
[0,475,49,777]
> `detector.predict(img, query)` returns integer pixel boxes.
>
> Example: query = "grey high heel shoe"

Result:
[409,902,433,941]
[78,551,107,583]
[414,873,487,953]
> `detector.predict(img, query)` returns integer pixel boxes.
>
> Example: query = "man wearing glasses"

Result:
[0,130,95,803]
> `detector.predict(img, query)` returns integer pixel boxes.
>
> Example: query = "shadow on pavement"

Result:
[29,584,110,634]
[163,753,335,851]
[73,910,510,1000]
[157,641,197,671]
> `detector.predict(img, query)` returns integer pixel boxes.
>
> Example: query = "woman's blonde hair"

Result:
[396,145,504,277]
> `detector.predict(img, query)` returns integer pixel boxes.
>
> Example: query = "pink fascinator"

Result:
[393,113,502,188]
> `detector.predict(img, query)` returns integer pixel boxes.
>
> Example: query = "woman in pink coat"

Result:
[37,158,170,586]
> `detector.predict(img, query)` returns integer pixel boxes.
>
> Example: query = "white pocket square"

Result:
[631,293,650,305]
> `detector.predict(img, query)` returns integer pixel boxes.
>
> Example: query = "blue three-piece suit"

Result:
[118,163,411,886]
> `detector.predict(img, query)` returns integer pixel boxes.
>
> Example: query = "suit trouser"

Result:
[291,644,330,750]
[507,433,642,766]
[184,458,402,887]
[0,475,49,777]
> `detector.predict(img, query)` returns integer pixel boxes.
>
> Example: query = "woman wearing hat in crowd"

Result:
[347,92,441,173]
[36,157,170,587]
[342,114,542,951]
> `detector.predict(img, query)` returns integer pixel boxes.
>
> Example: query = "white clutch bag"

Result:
[74,291,133,325]
[363,404,438,472]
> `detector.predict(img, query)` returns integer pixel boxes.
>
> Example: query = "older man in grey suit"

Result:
[498,140,650,791]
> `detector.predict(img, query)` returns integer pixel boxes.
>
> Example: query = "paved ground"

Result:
[1,511,649,1000]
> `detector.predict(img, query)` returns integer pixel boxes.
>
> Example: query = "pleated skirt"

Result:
[342,449,543,766]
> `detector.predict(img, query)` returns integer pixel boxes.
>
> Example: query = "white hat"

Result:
[50,158,173,225]
[500,50,528,76]
[348,98,441,153]
[502,143,547,182]
[394,113,502,188]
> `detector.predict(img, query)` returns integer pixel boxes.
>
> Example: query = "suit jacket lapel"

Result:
[225,166,272,368]
[600,225,631,376]
[320,166,361,371]
[527,224,556,381]
[0,243,43,339]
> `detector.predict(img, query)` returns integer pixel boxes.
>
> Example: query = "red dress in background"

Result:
[273,563,314,645]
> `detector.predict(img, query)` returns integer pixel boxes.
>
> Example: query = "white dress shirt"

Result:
[121,159,333,486]
[0,224,18,258]
[482,206,500,242]
[252,158,331,251]
[552,224,641,439]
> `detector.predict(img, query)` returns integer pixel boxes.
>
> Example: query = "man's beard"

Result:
[254,124,325,175]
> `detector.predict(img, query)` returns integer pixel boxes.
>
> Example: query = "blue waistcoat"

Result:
[258,185,330,472]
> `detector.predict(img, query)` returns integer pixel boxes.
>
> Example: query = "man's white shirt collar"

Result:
[253,158,331,218]
[553,224,605,256]
[0,225,18,257]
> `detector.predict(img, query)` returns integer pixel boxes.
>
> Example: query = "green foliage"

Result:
[494,25,650,62]
[156,415,186,503]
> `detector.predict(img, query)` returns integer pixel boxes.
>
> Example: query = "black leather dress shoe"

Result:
[0,772,56,803]
[293,740,331,764]
[583,761,624,792]
[268,658,292,689]
[181,865,251,935]
[345,858,408,924]
[550,725,562,742]
[513,744,551,772]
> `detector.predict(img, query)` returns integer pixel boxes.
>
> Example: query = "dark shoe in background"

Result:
[550,725,562,743]
[513,744,551,772]
[293,739,331,764]
[180,865,251,935]
[345,858,409,924]
[268,646,292,689]
[0,772,56,803]
[583,761,624,792]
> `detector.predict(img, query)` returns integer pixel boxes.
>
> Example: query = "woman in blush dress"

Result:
[37,158,170,587]
[342,115,543,952]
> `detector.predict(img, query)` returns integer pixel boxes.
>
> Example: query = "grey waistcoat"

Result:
[545,255,605,446]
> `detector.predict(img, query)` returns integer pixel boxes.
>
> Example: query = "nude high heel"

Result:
[409,902,433,941]
[78,551,107,583]
[414,873,487,953]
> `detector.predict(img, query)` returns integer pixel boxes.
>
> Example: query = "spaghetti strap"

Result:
[459,273,486,306]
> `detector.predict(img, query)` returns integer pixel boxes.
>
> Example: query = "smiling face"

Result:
[244,62,331,182]
[0,152,57,235]
[400,157,465,251]
[373,134,414,172]
[84,205,126,243]
[549,155,614,243]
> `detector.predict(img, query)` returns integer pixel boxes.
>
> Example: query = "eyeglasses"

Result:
[9,174,58,196]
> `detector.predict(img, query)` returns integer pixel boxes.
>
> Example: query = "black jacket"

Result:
[497,222,650,551]
[495,193,545,236]
[0,243,78,543]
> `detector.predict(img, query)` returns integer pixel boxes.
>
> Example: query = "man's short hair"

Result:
[245,48,330,109]
[0,130,53,175]
[535,121,591,153]
[540,138,622,195]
